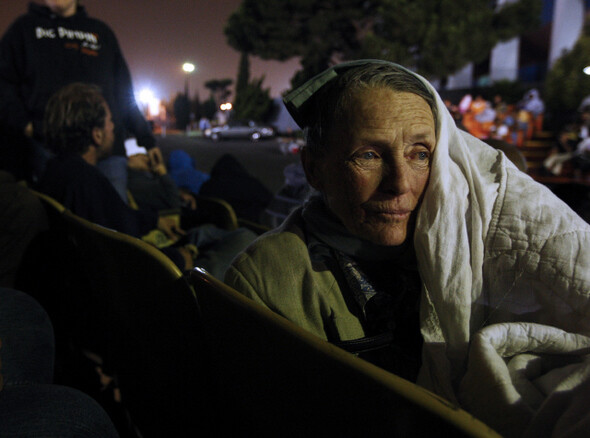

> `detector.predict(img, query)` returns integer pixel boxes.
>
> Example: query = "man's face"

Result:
[95,105,115,160]
[44,0,77,17]
[305,87,436,246]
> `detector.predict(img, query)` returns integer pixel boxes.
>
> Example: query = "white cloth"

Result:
[459,323,590,437]
[124,137,147,156]
[412,71,590,436]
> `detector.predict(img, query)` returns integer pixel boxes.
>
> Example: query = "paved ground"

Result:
[156,132,301,195]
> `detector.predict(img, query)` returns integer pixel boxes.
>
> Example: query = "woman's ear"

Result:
[301,146,324,191]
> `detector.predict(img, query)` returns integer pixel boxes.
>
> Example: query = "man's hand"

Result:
[127,154,151,171]
[179,190,197,210]
[157,216,186,242]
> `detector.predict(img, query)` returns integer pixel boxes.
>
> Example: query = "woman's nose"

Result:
[380,161,411,195]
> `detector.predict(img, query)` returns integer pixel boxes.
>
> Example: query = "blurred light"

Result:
[138,88,154,104]
[148,99,160,117]
[137,88,160,117]
[182,62,195,73]
[220,102,233,111]
[584,66,590,75]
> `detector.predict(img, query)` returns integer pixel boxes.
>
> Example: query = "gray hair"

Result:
[304,63,438,155]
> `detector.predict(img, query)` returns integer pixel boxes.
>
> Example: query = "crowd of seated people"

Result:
[37,83,256,279]
[448,89,546,146]
[0,81,261,436]
[542,106,590,178]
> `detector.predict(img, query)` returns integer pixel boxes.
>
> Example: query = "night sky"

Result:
[1,0,301,102]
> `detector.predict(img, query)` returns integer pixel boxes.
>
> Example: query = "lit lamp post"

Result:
[182,62,195,97]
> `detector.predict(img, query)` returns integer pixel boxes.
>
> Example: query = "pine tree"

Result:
[233,52,274,122]
[172,93,190,130]
[225,0,541,89]
[204,79,233,106]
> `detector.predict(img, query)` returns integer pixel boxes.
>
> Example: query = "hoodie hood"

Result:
[168,150,195,170]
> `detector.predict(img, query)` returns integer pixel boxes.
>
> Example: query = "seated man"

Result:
[225,60,590,436]
[38,83,189,270]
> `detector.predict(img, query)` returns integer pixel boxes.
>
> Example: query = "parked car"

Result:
[204,120,274,142]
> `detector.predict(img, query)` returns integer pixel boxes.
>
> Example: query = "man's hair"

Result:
[304,63,438,156]
[44,82,107,156]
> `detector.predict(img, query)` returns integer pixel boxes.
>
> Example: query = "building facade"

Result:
[446,0,589,90]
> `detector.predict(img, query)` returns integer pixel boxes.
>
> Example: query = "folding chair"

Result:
[188,194,239,230]
[189,268,500,438]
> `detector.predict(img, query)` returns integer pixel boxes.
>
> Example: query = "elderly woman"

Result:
[224,60,590,436]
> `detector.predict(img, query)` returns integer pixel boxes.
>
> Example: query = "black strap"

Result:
[332,332,394,355]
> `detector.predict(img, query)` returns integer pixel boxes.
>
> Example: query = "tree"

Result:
[201,97,218,120]
[225,0,542,89]
[204,78,233,106]
[233,77,274,122]
[191,93,202,121]
[172,93,190,129]
[232,52,274,122]
[544,15,590,117]
[236,51,250,97]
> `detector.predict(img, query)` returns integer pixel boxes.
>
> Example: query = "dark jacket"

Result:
[0,3,154,155]
[39,154,157,237]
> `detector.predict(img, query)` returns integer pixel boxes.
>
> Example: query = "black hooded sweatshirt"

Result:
[0,2,155,155]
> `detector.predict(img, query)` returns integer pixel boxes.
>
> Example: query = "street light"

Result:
[584,66,590,76]
[182,62,195,97]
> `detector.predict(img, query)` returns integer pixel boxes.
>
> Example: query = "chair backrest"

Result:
[59,208,213,436]
[24,191,215,436]
[15,190,89,346]
[191,194,238,230]
[189,268,500,438]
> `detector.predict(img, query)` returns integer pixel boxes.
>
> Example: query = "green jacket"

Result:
[225,209,366,343]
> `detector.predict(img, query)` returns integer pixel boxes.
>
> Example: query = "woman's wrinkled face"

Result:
[304,88,436,246]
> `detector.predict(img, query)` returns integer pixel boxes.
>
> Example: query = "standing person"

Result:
[0,0,158,202]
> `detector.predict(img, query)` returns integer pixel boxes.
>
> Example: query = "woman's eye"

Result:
[358,151,378,160]
[408,149,430,161]
[417,151,429,160]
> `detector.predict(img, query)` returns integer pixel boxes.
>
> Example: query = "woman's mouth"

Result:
[369,208,412,220]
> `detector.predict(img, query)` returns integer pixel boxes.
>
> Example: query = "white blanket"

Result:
[459,323,590,437]
[410,65,590,436]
